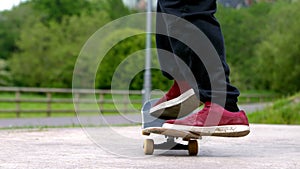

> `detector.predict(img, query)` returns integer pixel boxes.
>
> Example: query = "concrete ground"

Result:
[0,124,299,169]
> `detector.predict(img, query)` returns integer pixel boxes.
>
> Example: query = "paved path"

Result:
[0,103,270,128]
[0,114,141,128]
[0,124,299,169]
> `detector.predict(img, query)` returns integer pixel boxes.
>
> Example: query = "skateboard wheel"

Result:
[188,140,198,156]
[143,139,154,155]
[142,130,150,136]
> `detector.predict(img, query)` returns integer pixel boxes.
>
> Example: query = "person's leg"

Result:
[157,0,240,111]
[150,2,200,119]
[156,3,177,80]
[157,0,249,135]
[155,2,189,100]
[155,2,191,102]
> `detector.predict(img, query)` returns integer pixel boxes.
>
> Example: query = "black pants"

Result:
[156,0,240,111]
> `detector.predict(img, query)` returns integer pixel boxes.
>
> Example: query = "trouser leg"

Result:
[156,0,240,111]
[156,3,185,81]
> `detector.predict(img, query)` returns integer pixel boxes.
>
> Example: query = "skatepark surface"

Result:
[0,124,299,169]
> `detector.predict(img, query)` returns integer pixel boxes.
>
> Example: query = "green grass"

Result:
[248,93,300,124]
[239,90,279,103]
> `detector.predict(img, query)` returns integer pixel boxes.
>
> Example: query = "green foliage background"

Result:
[0,0,299,94]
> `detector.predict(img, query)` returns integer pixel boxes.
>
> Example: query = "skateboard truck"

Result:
[143,136,199,156]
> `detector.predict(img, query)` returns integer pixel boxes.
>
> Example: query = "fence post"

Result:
[74,93,80,115]
[99,93,104,113]
[47,92,52,117]
[259,96,263,103]
[15,90,21,118]
[246,96,251,103]
[123,94,128,113]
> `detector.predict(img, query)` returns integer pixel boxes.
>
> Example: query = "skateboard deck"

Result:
[143,126,250,138]
[142,127,200,140]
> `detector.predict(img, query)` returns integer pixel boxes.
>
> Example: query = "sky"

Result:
[0,0,23,11]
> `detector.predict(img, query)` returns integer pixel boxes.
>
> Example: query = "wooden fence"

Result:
[0,87,278,118]
[0,87,143,117]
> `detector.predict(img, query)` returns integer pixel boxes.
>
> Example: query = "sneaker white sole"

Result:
[149,89,201,119]
[162,123,250,137]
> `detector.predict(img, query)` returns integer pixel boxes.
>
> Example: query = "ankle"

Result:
[225,104,240,112]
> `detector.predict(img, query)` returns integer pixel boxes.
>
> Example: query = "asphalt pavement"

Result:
[0,124,299,169]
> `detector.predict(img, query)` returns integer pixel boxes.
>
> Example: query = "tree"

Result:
[7,0,136,88]
[216,2,272,90]
[96,28,172,90]
[90,0,131,20]
[10,11,110,87]
[255,1,300,94]
[0,2,34,60]
[32,0,92,23]
[0,59,11,86]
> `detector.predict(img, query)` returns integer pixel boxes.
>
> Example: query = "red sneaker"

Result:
[150,81,201,119]
[163,102,250,137]
[153,81,190,106]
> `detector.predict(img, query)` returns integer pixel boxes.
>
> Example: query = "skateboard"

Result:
[141,99,250,156]
[141,99,201,155]
[142,127,201,156]
[142,126,250,155]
